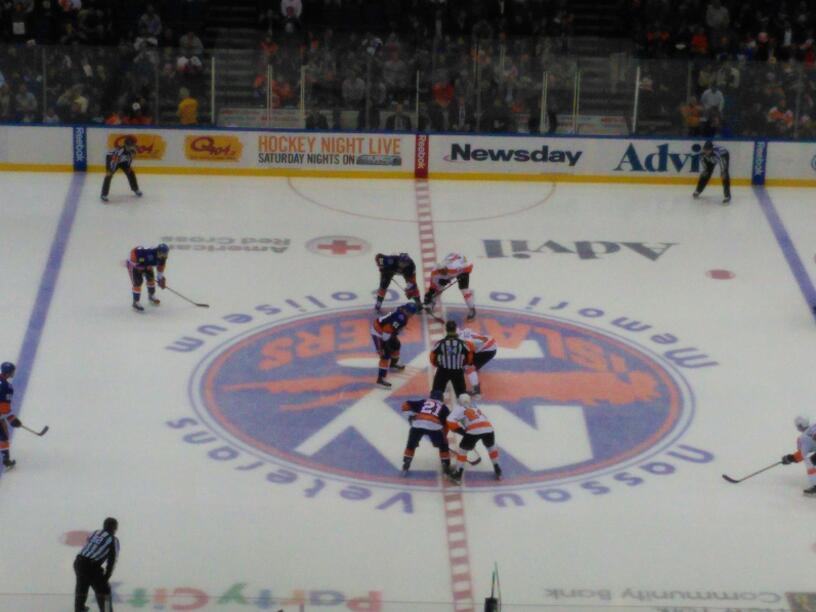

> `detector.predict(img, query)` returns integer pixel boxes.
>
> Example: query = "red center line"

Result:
[414,178,476,612]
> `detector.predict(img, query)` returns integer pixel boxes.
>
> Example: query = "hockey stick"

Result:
[424,278,460,320]
[21,424,49,437]
[467,448,482,466]
[165,286,209,308]
[721,460,782,484]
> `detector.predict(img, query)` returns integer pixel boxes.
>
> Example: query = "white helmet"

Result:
[458,393,472,407]
[795,416,810,432]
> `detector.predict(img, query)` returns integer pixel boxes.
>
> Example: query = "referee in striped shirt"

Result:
[430,320,474,396]
[74,517,119,612]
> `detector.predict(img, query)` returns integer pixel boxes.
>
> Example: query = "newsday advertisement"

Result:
[428,135,754,181]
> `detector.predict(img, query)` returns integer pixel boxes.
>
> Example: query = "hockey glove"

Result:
[782,454,796,465]
[9,417,21,428]
[423,290,436,306]
[158,277,166,289]
[810,452,816,465]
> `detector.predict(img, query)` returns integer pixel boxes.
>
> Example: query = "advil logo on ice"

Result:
[190,306,698,490]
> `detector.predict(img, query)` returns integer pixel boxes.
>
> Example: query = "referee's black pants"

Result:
[696,154,730,198]
[74,556,113,612]
[431,367,466,396]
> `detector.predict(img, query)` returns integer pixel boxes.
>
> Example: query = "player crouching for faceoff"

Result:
[128,244,169,312]
[692,140,731,205]
[370,302,417,387]
[423,253,476,320]
[0,362,22,472]
[782,416,816,496]
[400,389,453,477]
[374,253,422,313]
[101,135,143,202]
[447,393,502,483]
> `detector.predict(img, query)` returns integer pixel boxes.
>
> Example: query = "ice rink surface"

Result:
[2,172,816,612]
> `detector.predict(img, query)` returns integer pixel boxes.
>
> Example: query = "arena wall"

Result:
[0,124,814,186]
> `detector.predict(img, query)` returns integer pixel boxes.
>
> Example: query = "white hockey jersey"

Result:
[458,328,496,354]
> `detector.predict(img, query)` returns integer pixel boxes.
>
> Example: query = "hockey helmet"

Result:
[1,362,16,377]
[401,302,418,315]
[702,140,714,151]
[374,253,385,268]
[795,416,810,432]
[156,243,170,257]
[124,135,137,149]
[458,393,472,407]
[430,389,444,401]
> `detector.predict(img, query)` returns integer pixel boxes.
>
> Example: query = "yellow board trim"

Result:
[0,163,73,172]
[428,172,751,186]
[765,179,816,187]
[86,164,412,179]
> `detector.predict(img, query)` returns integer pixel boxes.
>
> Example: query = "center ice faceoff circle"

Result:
[190,306,692,489]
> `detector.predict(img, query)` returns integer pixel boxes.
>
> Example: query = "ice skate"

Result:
[376,377,391,388]
[149,295,161,306]
[132,301,144,312]
[2,458,16,471]
[804,485,816,497]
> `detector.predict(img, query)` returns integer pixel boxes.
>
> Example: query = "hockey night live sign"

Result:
[165,293,714,509]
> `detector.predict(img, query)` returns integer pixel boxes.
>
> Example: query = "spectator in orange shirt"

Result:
[767,98,794,136]
[690,27,709,56]
[177,87,198,125]
[679,96,703,136]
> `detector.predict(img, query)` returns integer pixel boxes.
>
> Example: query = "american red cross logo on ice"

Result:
[307,235,370,257]
[184,304,703,493]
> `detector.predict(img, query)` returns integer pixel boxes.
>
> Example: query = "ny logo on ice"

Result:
[191,307,690,488]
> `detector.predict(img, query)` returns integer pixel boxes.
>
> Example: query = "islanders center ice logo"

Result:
[186,304,699,493]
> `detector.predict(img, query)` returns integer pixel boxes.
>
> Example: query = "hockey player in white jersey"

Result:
[782,416,816,496]
[423,253,476,320]
[457,326,496,397]
[446,393,501,483]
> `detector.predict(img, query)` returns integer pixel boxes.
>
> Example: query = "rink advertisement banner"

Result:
[0,125,72,170]
[86,128,414,177]
[255,133,411,171]
[184,135,243,162]
[765,142,816,185]
[428,135,755,183]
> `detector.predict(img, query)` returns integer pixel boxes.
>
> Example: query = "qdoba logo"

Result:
[185,135,243,161]
[108,133,166,160]
[164,292,715,513]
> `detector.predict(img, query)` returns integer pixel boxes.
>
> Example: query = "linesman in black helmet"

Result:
[693,140,731,205]
[74,517,120,612]
[101,135,143,202]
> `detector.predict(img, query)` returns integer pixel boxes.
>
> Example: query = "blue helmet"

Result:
[430,389,444,401]
[401,302,418,315]
[1,362,15,376]
[156,243,169,257]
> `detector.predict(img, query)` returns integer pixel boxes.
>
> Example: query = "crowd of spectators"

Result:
[0,0,207,125]
[627,0,816,137]
[252,0,578,132]
[0,0,814,137]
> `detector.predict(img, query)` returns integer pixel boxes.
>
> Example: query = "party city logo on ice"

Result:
[164,291,715,513]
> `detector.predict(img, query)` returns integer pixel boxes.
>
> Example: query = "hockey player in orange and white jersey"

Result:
[446,393,501,483]
[423,252,476,320]
[457,326,496,397]
[782,416,816,496]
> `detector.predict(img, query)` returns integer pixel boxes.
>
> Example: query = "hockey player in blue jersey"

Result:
[127,243,169,311]
[370,302,417,387]
[374,253,422,312]
[400,389,452,477]
[693,141,731,204]
[0,362,21,471]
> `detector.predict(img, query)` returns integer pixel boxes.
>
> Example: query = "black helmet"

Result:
[702,140,714,150]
